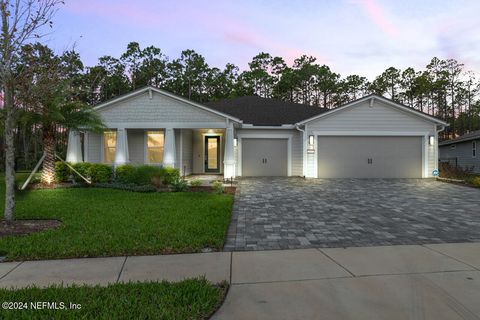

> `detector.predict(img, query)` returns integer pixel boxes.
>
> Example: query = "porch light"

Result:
[429,136,435,146]
[233,138,237,147]
[309,135,314,145]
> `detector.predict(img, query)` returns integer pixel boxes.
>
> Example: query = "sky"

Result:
[45,0,480,79]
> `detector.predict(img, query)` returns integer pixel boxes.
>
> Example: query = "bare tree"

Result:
[0,0,63,222]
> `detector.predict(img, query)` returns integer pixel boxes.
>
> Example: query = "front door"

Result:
[205,136,220,173]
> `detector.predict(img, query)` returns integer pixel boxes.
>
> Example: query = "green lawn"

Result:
[0,278,227,320]
[0,174,233,261]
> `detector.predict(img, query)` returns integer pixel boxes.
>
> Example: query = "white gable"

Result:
[306,99,436,132]
[97,90,229,125]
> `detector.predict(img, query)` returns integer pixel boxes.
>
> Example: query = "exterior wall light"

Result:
[429,136,435,146]
[233,138,237,147]
[309,135,314,145]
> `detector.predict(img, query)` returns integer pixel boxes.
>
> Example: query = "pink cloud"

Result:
[355,0,399,37]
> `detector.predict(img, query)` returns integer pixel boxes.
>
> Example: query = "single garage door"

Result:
[317,136,423,178]
[242,138,288,176]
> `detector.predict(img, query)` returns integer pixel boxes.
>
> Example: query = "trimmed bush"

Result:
[115,165,135,184]
[468,176,480,188]
[89,164,113,183]
[55,161,71,182]
[131,165,164,185]
[161,167,180,186]
[71,163,92,182]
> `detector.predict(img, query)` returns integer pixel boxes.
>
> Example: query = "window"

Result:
[473,141,477,158]
[103,131,117,164]
[147,131,164,164]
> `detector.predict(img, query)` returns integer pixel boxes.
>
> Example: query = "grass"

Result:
[0,278,228,320]
[0,173,233,261]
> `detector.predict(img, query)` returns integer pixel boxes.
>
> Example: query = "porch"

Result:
[65,125,236,179]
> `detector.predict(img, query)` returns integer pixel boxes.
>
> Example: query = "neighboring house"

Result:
[66,86,447,179]
[439,130,480,173]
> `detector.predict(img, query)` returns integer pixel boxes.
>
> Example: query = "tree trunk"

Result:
[4,83,16,222]
[41,131,56,184]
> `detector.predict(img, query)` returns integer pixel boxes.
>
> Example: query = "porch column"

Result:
[163,128,176,167]
[114,128,129,166]
[224,123,236,179]
[66,130,82,163]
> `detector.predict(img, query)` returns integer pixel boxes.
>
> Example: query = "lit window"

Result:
[473,141,477,158]
[103,131,116,164]
[147,131,164,164]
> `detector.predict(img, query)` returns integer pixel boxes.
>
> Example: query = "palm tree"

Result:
[17,43,104,184]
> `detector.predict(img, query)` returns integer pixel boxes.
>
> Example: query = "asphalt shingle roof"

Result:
[439,130,480,146]
[205,96,328,126]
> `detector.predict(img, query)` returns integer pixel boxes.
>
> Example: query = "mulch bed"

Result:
[0,219,62,237]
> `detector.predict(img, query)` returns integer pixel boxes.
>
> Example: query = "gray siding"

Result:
[305,100,437,178]
[98,91,226,124]
[127,129,145,164]
[440,139,480,173]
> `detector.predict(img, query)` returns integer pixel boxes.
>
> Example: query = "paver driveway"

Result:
[225,178,480,251]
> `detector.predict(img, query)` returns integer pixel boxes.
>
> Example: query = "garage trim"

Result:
[237,133,293,176]
[312,131,429,178]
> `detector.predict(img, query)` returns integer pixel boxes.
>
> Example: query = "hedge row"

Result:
[55,162,181,187]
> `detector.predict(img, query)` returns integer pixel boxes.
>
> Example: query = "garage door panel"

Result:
[242,139,288,176]
[317,136,422,178]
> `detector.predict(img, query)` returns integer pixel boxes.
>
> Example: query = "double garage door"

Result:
[317,136,423,178]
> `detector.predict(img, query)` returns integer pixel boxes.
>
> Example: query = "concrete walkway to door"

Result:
[1,243,480,319]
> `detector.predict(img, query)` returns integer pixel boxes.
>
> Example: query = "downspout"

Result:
[295,124,306,178]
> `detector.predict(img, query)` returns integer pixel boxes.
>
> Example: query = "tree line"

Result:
[84,42,480,134]
[5,41,480,172]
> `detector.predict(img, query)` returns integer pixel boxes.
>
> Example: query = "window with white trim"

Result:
[103,131,117,164]
[473,141,477,158]
[146,131,164,164]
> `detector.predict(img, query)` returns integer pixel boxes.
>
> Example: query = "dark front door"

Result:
[205,136,220,173]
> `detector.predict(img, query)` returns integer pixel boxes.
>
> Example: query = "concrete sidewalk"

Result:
[1,243,480,319]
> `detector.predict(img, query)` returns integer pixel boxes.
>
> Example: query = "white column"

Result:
[114,128,129,166]
[163,128,176,167]
[66,130,82,163]
[224,122,236,179]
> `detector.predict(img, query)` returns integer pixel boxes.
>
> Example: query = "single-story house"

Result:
[65,86,447,179]
[439,130,480,173]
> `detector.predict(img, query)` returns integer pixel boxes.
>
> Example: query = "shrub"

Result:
[468,176,480,188]
[161,167,180,186]
[170,177,188,192]
[89,164,113,183]
[130,165,164,185]
[189,179,202,187]
[115,164,135,183]
[439,163,474,179]
[55,161,71,182]
[71,162,92,183]
[150,173,163,189]
[212,181,224,194]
